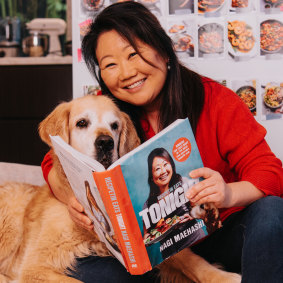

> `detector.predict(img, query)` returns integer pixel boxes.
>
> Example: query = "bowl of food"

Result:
[264,0,283,8]
[228,20,255,53]
[198,0,225,13]
[260,19,283,54]
[169,24,186,34]
[198,23,224,54]
[236,85,256,111]
[263,84,283,109]
[231,0,249,8]
[172,33,194,55]
[82,0,104,11]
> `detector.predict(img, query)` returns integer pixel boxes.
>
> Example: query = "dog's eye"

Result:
[111,122,119,131]
[76,119,88,128]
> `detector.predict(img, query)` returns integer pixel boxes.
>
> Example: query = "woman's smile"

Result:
[124,78,146,91]
[158,172,170,182]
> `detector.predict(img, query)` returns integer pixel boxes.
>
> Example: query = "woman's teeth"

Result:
[127,79,145,89]
[159,173,168,181]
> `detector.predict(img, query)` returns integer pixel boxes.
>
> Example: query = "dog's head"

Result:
[39,95,141,168]
[189,202,222,234]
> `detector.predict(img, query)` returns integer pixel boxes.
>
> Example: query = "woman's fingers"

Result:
[189,167,215,179]
[68,197,94,231]
[186,167,227,207]
[69,196,84,212]
[188,185,215,203]
[186,168,216,199]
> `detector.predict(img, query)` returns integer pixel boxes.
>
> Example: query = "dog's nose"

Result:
[95,135,114,152]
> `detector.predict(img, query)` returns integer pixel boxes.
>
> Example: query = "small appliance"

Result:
[23,18,66,57]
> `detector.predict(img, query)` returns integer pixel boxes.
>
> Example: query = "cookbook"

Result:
[50,118,221,275]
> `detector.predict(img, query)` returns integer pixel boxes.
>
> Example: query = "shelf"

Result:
[0,55,72,66]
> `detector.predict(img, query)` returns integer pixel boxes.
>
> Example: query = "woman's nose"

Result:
[160,165,166,173]
[119,60,137,80]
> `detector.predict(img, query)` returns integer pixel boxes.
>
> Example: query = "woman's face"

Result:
[96,30,168,110]
[152,156,173,189]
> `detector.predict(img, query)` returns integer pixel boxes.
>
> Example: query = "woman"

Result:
[42,2,283,282]
[144,148,205,259]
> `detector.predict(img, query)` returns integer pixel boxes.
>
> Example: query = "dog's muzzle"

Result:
[95,135,114,152]
[95,135,114,169]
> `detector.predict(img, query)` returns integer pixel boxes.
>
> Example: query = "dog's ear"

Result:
[38,101,71,147]
[119,112,141,157]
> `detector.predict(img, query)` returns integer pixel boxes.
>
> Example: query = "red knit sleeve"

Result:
[212,83,283,197]
[41,151,54,193]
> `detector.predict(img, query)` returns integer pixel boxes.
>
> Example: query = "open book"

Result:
[50,118,221,275]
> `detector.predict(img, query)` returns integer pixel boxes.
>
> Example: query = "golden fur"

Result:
[0,95,241,283]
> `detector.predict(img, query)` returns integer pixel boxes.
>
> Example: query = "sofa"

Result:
[0,162,45,186]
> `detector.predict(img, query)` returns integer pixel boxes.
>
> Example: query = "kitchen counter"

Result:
[0,55,72,65]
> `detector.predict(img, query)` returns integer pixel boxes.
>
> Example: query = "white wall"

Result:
[188,59,283,162]
[71,1,283,162]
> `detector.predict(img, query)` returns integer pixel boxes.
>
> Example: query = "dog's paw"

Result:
[0,274,10,283]
[212,271,241,283]
[227,273,242,283]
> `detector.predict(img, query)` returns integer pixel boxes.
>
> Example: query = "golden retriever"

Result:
[0,95,241,283]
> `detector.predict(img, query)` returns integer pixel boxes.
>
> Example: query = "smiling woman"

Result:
[42,1,283,282]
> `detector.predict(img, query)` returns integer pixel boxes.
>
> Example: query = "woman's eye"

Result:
[129,52,137,59]
[76,119,88,128]
[105,63,116,68]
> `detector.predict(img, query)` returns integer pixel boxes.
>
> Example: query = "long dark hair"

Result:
[82,1,204,140]
[147,148,182,207]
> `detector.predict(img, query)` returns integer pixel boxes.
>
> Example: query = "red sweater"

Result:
[42,79,283,222]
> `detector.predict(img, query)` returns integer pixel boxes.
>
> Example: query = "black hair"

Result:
[82,1,204,141]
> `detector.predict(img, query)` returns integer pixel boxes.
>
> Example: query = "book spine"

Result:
[93,166,152,275]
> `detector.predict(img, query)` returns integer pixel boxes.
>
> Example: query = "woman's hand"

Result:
[67,196,94,231]
[48,166,94,231]
[185,167,233,208]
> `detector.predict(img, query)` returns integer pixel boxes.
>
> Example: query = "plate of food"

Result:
[173,33,194,55]
[263,84,283,109]
[228,20,255,54]
[236,86,256,111]
[260,20,283,54]
[169,24,186,34]
[231,0,249,8]
[82,0,104,11]
[144,215,180,246]
[198,23,224,54]
[263,0,283,8]
[198,0,225,13]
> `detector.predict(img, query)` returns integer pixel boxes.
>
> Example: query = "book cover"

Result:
[51,118,221,275]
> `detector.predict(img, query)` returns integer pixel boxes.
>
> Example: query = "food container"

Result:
[0,41,20,57]
[260,20,283,54]
[22,32,48,57]
[82,0,104,11]
[198,23,224,54]
[263,83,283,109]
[236,85,256,111]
